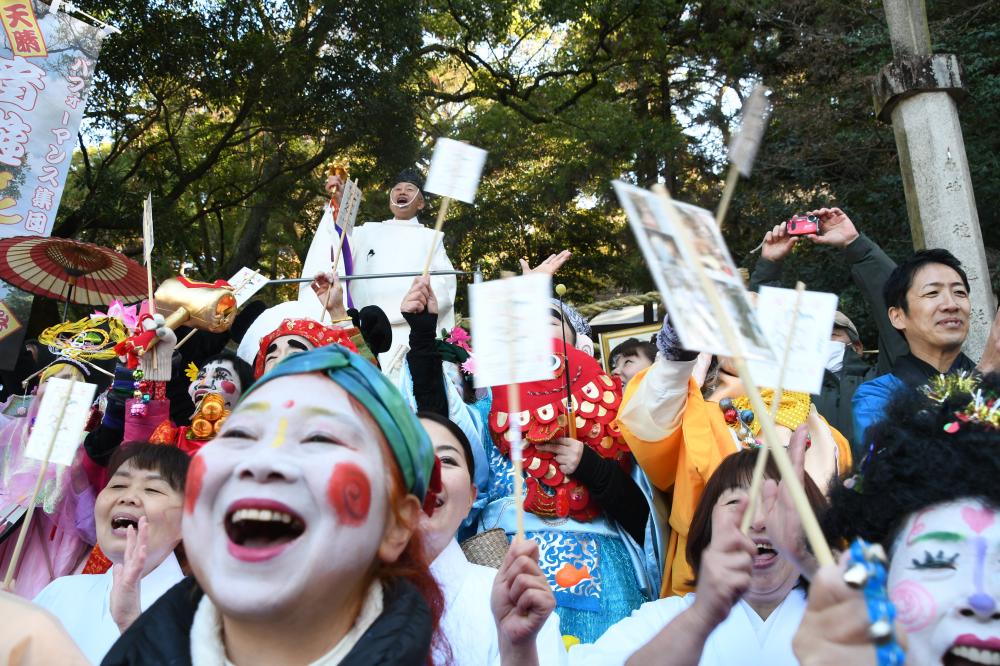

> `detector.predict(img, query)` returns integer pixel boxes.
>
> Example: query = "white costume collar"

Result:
[190,580,384,666]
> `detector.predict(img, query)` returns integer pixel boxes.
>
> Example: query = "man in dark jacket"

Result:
[750,206,907,455]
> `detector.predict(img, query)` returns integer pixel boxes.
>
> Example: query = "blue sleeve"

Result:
[852,376,901,447]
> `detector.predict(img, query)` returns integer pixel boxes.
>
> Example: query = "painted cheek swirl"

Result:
[220,380,237,395]
[327,462,371,527]
[185,454,206,514]
[891,580,937,633]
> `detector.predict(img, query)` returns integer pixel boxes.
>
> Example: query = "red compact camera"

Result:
[786,214,819,236]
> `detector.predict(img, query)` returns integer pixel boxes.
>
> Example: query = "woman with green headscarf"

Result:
[102,345,447,665]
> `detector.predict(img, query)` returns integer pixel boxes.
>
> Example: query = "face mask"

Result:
[825,340,846,373]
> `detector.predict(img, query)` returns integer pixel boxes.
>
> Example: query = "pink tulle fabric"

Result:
[0,395,96,598]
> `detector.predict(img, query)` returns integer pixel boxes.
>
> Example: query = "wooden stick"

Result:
[740,281,806,534]
[421,197,452,277]
[715,163,740,230]
[509,382,526,543]
[4,379,76,590]
[652,185,834,566]
[174,328,197,351]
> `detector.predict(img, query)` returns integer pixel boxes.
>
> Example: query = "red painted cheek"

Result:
[185,454,206,514]
[327,462,371,527]
[220,380,237,394]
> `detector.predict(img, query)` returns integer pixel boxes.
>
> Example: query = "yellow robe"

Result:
[617,367,852,598]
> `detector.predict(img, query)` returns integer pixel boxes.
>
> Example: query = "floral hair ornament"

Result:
[184,362,199,383]
[920,371,999,434]
[242,345,441,514]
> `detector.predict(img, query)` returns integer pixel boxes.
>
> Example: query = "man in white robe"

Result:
[350,169,456,373]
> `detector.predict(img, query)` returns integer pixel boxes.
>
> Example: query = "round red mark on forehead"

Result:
[184,454,206,515]
[327,462,371,527]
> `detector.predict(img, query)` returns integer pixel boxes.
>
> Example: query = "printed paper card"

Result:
[613,180,774,360]
[747,286,838,395]
[424,138,488,204]
[470,273,555,388]
[336,178,363,236]
[228,267,269,308]
[24,378,97,467]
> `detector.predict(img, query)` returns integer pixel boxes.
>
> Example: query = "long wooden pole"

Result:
[652,185,833,566]
[421,197,452,277]
[740,281,806,534]
[715,163,740,230]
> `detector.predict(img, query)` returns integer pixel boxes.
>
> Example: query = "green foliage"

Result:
[44,0,999,347]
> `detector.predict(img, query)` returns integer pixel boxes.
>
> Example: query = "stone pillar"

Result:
[872,0,994,358]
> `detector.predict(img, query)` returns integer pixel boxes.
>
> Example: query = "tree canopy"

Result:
[47,0,999,347]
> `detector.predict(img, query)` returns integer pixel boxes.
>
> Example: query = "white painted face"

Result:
[262,335,314,375]
[181,374,392,618]
[188,360,242,410]
[889,499,1000,665]
[418,418,476,560]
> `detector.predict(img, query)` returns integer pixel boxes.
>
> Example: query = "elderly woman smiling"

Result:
[104,345,446,665]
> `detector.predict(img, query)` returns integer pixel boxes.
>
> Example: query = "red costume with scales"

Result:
[488,339,630,522]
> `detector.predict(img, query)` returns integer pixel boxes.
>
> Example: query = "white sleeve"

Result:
[567,596,692,666]
[617,356,697,442]
[535,610,569,666]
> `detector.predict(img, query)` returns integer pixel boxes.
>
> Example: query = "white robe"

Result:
[431,539,565,666]
[567,589,806,666]
[298,204,351,312]
[33,552,184,665]
[348,218,456,372]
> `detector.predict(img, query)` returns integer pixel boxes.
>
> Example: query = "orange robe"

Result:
[617,365,852,598]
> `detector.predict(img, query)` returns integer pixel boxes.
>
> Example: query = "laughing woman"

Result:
[103,345,446,666]
[33,443,189,664]
[568,433,825,666]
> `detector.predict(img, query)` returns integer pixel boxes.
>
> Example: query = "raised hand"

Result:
[691,495,757,628]
[110,516,148,633]
[400,276,437,315]
[519,250,572,277]
[311,271,347,321]
[491,539,555,666]
[761,222,799,263]
[762,426,817,579]
[805,207,860,248]
[534,437,584,475]
[792,554,908,665]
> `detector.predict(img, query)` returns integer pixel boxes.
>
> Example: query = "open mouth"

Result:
[944,636,1000,666]
[392,195,411,207]
[939,318,964,328]
[110,513,139,535]
[753,540,778,568]
[224,499,306,563]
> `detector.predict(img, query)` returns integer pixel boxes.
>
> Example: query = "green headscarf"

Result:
[240,345,436,501]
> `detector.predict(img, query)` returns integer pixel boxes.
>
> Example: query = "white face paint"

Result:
[262,334,314,375]
[182,375,391,618]
[889,499,1000,665]
[189,360,243,410]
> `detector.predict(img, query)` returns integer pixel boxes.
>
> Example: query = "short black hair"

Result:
[822,372,1000,553]
[882,249,970,316]
[201,350,254,396]
[107,442,191,494]
[417,411,474,480]
[609,338,657,368]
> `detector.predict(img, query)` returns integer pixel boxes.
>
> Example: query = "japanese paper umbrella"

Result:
[0,236,150,308]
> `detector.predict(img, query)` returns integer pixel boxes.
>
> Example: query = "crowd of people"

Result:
[1,164,998,666]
